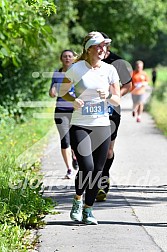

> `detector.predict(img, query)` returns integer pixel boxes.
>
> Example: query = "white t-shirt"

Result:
[65,60,119,126]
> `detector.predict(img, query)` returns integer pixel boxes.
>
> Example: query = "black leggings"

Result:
[54,108,73,149]
[70,125,111,206]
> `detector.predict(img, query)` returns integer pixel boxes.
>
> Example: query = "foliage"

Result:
[0,163,53,228]
[46,0,82,62]
[1,0,167,122]
[63,0,167,67]
[71,0,167,51]
[149,98,167,136]
[126,31,167,68]
[0,224,30,252]
[147,67,167,136]
[0,0,56,71]
[0,109,55,250]
[0,0,56,120]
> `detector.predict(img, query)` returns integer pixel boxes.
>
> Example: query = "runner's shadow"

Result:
[42,185,167,209]
[46,220,167,228]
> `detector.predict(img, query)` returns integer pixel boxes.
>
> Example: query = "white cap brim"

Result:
[85,32,111,51]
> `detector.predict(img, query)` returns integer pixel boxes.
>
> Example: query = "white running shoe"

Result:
[65,169,72,179]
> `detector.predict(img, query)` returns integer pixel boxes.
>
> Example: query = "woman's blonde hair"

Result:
[75,31,98,62]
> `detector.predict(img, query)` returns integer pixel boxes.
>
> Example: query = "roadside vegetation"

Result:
[0,107,55,251]
[146,67,167,136]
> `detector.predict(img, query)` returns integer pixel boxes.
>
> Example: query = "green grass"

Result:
[149,98,167,136]
[0,224,31,252]
[146,66,167,136]
[145,66,167,88]
[0,107,56,251]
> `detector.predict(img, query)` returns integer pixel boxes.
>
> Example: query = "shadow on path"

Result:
[46,220,167,228]
[42,184,167,210]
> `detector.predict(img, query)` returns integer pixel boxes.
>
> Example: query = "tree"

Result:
[0,0,56,120]
[0,0,56,73]
[70,0,167,56]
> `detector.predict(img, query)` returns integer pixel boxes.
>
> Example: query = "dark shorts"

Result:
[109,108,121,141]
[54,107,73,149]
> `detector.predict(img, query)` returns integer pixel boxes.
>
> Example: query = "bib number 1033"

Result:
[82,101,104,115]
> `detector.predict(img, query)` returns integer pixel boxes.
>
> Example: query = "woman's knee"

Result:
[107,146,114,159]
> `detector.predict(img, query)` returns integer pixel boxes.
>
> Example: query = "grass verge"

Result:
[146,66,167,136]
[0,107,56,251]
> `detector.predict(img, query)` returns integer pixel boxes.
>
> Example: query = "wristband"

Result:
[107,93,112,99]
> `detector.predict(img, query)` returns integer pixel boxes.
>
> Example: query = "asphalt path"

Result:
[38,93,167,252]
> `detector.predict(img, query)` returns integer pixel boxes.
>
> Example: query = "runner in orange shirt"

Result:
[131,60,149,122]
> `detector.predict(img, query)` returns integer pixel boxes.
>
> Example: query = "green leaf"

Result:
[42,25,53,34]
[12,55,20,67]
[7,23,13,29]
[0,47,9,57]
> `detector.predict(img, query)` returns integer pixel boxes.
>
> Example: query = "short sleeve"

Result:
[65,64,74,82]
[112,59,132,85]
[108,65,120,85]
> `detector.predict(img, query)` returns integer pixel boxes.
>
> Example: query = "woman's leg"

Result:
[136,95,145,122]
[61,147,72,169]
[69,125,93,222]
[54,110,73,176]
[70,125,111,205]
[84,126,111,206]
[70,125,94,196]
[70,125,111,224]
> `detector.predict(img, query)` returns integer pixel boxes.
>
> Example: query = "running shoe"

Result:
[136,117,141,123]
[104,179,110,194]
[72,158,79,170]
[65,169,72,179]
[96,189,107,202]
[70,198,83,222]
[132,111,136,117]
[82,207,98,225]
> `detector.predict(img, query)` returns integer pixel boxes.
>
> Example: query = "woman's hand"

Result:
[97,89,109,100]
[73,98,84,110]
[49,86,56,98]
[134,82,143,89]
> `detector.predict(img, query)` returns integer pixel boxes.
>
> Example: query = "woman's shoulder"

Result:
[102,61,115,69]
[101,61,118,73]
[65,61,82,73]
[73,60,85,66]
[67,60,85,71]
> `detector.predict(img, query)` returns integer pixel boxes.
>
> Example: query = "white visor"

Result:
[85,32,111,51]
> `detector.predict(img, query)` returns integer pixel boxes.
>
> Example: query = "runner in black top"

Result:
[152,68,157,88]
[96,33,132,201]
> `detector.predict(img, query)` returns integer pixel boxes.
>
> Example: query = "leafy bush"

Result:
[0,108,55,250]
[153,81,167,102]
[0,223,30,252]
[0,0,56,121]
[147,67,167,136]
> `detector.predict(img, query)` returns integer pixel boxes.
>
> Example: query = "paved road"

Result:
[38,93,167,252]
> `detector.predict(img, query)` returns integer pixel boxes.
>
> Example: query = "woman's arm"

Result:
[49,71,58,98]
[59,77,75,101]
[59,77,84,109]
[97,82,121,106]
[108,82,121,106]
[120,81,132,97]
[49,85,57,98]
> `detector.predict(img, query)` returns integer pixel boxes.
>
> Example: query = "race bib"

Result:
[135,82,143,89]
[108,104,114,115]
[82,101,104,115]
